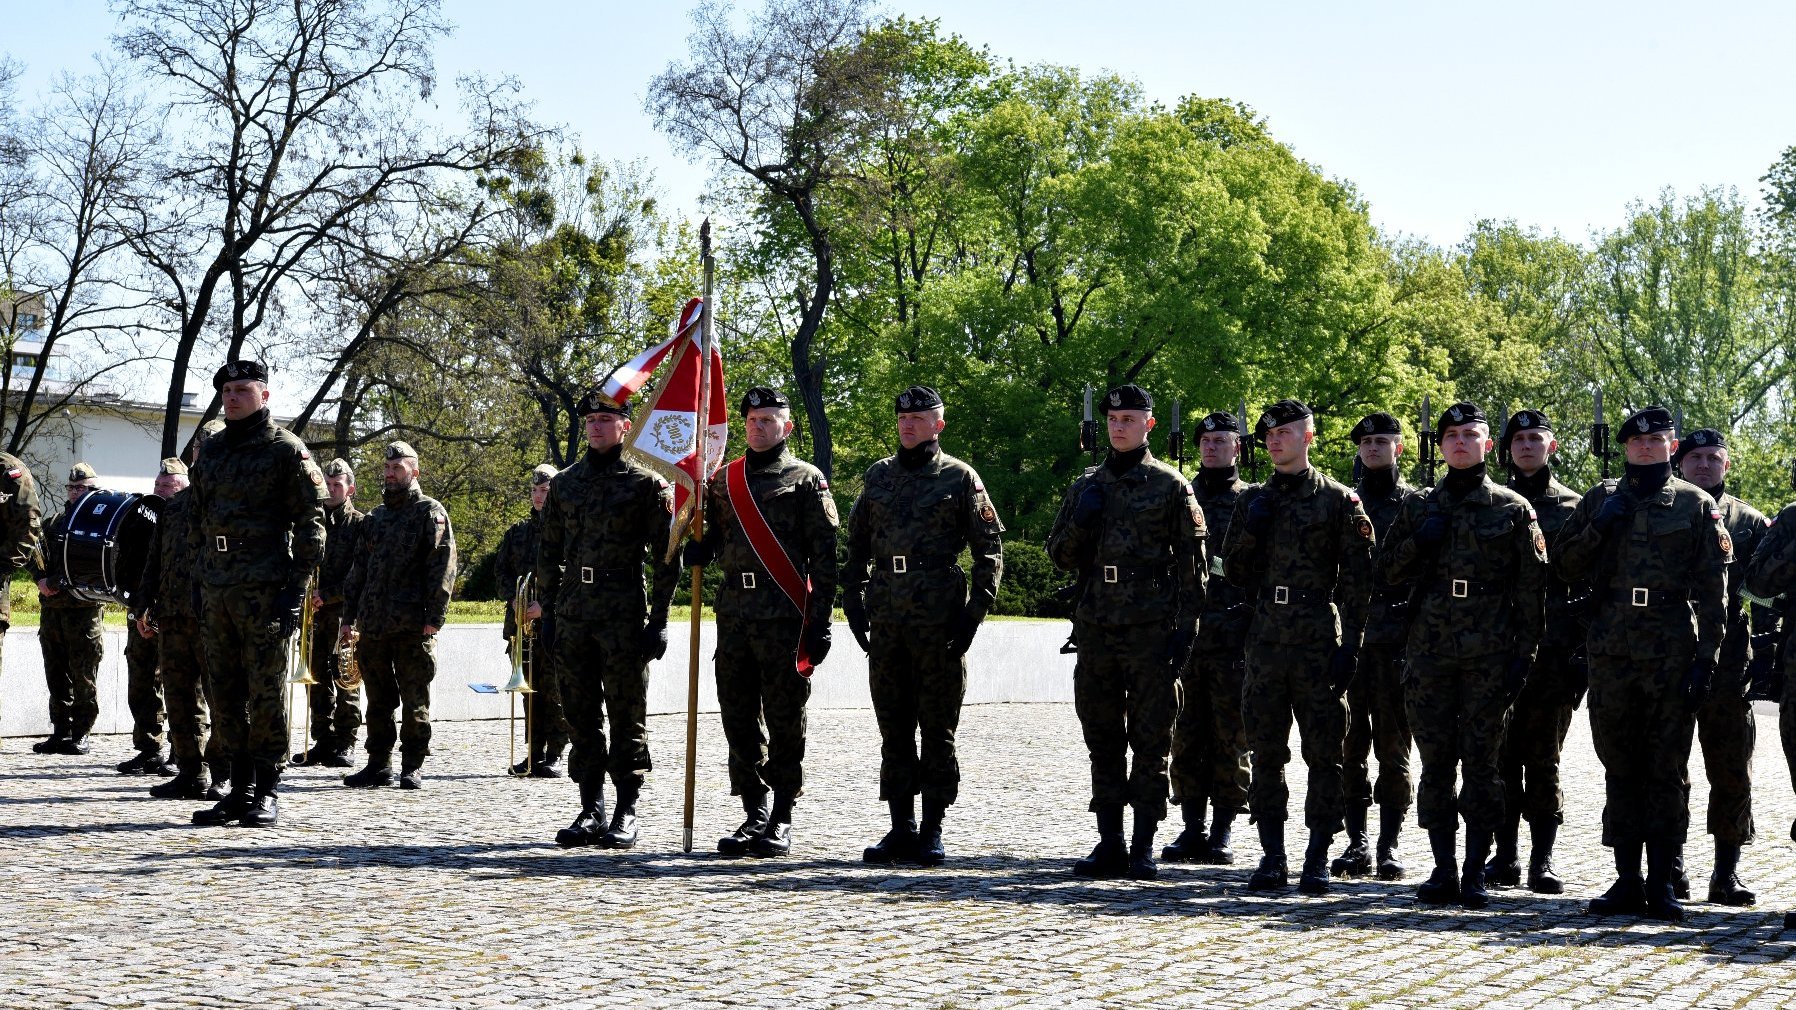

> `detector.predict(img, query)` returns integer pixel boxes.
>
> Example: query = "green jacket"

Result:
[344,485,456,636]
[1045,451,1207,630]
[841,448,1004,626]
[186,409,327,588]
[704,446,839,626]
[534,446,680,625]
[1220,466,1375,649]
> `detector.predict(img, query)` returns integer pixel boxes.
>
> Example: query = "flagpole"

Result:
[682,220,715,854]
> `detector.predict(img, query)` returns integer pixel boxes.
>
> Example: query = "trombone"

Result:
[505,573,537,776]
[285,569,320,764]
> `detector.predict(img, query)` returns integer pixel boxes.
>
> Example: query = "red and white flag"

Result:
[613,298,727,551]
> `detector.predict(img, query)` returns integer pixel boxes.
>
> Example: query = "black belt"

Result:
[1094,563,1169,584]
[1608,587,1690,608]
[1266,585,1329,605]
[576,566,637,584]
[210,534,284,553]
[877,556,956,573]
[1434,577,1505,598]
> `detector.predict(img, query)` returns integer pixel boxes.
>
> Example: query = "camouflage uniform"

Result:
[1172,468,1253,821]
[343,484,456,773]
[306,497,366,756]
[123,622,167,755]
[1346,468,1415,835]
[495,511,568,766]
[1693,489,1769,849]
[0,455,40,731]
[139,486,219,774]
[1743,505,1796,822]
[32,502,106,744]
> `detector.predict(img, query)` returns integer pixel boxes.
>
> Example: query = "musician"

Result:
[682,387,838,857]
[0,450,40,741]
[292,458,365,768]
[187,360,327,828]
[493,463,569,777]
[120,461,183,777]
[339,442,457,791]
[27,463,107,757]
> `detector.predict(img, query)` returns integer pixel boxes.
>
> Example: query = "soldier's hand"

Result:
[423,624,439,636]
[682,537,718,568]
[803,622,832,666]
[1680,658,1714,713]
[338,624,355,646]
[1745,638,1781,701]
[525,601,544,621]
[1412,509,1449,551]
[1593,491,1632,534]
[37,578,59,598]
[1072,482,1106,529]
[1503,655,1530,705]
[135,613,156,639]
[639,617,669,661]
[1328,643,1359,696]
[949,603,987,657]
[309,591,324,613]
[1244,491,1275,536]
[844,600,871,653]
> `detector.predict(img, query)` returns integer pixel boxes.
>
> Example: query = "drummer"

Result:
[27,464,109,757]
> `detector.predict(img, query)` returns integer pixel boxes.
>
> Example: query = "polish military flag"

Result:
[608,297,727,554]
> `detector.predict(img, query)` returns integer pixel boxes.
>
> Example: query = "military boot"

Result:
[398,760,425,791]
[530,751,564,778]
[117,749,163,775]
[1645,840,1685,922]
[1527,821,1564,894]
[602,783,640,849]
[1461,829,1493,909]
[1247,821,1288,891]
[319,747,355,769]
[1416,827,1459,904]
[343,756,394,789]
[241,762,280,827]
[863,797,920,864]
[1128,808,1159,881]
[1072,805,1128,879]
[1669,844,1691,900]
[751,793,794,858]
[913,798,947,867]
[205,759,231,801]
[1707,841,1756,906]
[556,777,606,848]
[1586,841,1647,917]
[719,791,771,858]
[31,732,66,754]
[290,745,324,767]
[1485,811,1522,888]
[1160,799,1208,862]
[1331,806,1372,877]
[149,762,210,800]
[192,760,254,826]
[1203,807,1237,865]
[52,735,91,755]
[1297,831,1333,895]
[1375,805,1406,880]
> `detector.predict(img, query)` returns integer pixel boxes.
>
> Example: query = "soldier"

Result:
[842,385,1004,867]
[1741,482,1796,930]
[1334,412,1416,881]
[1046,384,1205,880]
[340,442,456,790]
[292,458,365,768]
[532,385,680,849]
[137,456,223,800]
[121,471,175,774]
[0,451,40,743]
[493,463,569,777]
[1219,399,1374,895]
[1557,405,1731,921]
[1376,402,1547,907]
[1163,410,1252,866]
[1673,428,1769,906]
[1487,410,1586,894]
[28,464,107,756]
[187,360,327,827]
[683,387,838,857]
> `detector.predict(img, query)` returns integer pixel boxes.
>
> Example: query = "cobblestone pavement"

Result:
[5,700,1796,1009]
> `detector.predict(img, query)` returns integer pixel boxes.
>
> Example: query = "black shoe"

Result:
[117,750,160,775]
[1648,842,1686,921]
[343,762,394,788]
[1588,875,1648,916]
[398,769,424,790]
[1527,821,1564,894]
[1333,806,1371,877]
[1127,809,1158,880]
[1247,855,1288,891]
[1375,805,1407,880]
[1461,830,1492,909]
[192,762,254,826]
[290,748,323,767]
[1298,833,1332,895]
[240,792,279,827]
[603,787,640,849]
[1160,800,1207,862]
[1417,865,1459,904]
[1203,810,1237,865]
[912,799,947,866]
[557,779,607,848]
[1670,848,1691,901]
[319,749,355,769]
[149,767,209,800]
[863,797,919,864]
[530,758,564,779]
[509,759,532,777]
[751,794,795,858]
[1073,805,1128,878]
[1708,842,1756,905]
[719,793,771,858]
[31,735,65,754]
[52,735,91,756]
[1485,816,1521,888]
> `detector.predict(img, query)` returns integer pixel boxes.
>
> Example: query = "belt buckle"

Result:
[1451,579,1469,599]
[1103,565,1119,584]
[581,566,594,585]
[1274,585,1290,605]
[214,536,228,552]
[1631,587,1649,607]
[740,572,756,589]
[891,555,908,574]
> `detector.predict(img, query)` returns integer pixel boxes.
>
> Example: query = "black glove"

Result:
[1164,621,1197,670]
[844,599,871,653]
[682,538,718,568]
[639,616,669,661]
[1412,509,1449,551]
[1503,655,1530,705]
[1745,635,1782,701]
[803,621,832,667]
[1072,482,1106,529]
[1593,491,1632,534]
[1328,643,1359,695]
[1680,657,1713,713]
[1566,651,1590,709]
[1244,491,1275,536]
[274,581,306,637]
[949,603,986,657]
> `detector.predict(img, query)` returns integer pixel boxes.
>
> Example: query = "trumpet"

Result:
[506,573,537,776]
[285,569,319,764]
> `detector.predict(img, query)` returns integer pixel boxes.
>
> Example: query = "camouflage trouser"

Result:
[1242,640,1346,833]
[155,616,218,768]
[716,614,812,798]
[1497,652,1577,826]
[40,605,104,738]
[1344,642,1413,816]
[357,631,436,769]
[200,582,291,768]
[869,619,966,808]
[1404,651,1510,833]
[1695,660,1755,844]
[1074,623,1178,820]
[1170,632,1252,813]
[509,611,569,764]
[1588,652,1696,847]
[305,604,362,752]
[557,616,651,792]
[124,621,167,753]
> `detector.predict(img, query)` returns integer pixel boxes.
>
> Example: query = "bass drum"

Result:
[51,490,164,607]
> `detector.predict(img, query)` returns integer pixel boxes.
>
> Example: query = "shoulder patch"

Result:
[1718,528,1733,556]
[309,469,323,487]
[980,501,997,524]
[1355,516,1373,541]
[1533,528,1547,556]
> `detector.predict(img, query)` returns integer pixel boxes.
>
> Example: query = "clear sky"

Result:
[9,0,1795,248]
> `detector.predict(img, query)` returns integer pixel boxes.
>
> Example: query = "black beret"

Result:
[1619,406,1675,441]
[1500,409,1552,447]
[1198,411,1242,435]
[1673,427,1727,465]
[384,441,418,461]
[577,385,629,417]
[740,386,790,414]
[1098,384,1153,414]
[213,359,268,389]
[1254,398,1312,437]
[894,385,943,413]
[1436,401,1488,435]
[1349,412,1402,442]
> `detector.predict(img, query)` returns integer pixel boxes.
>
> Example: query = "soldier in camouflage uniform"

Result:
[341,442,457,790]
[1163,411,1253,867]
[1376,402,1548,908]
[1673,428,1770,905]
[138,457,225,800]
[683,387,838,858]
[29,464,107,756]
[843,385,1005,867]
[1487,410,1587,895]
[0,451,40,745]
[1220,398,1375,896]
[1742,484,1796,930]
[292,458,364,768]
[1558,406,1731,922]
[187,360,327,828]
[493,463,569,777]
[121,529,173,775]
[1334,412,1415,881]
[1047,384,1206,881]
[534,385,680,850]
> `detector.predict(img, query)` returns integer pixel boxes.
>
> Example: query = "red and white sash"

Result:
[724,457,816,677]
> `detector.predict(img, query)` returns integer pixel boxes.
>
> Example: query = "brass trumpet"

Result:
[285,569,319,764]
[506,573,537,776]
